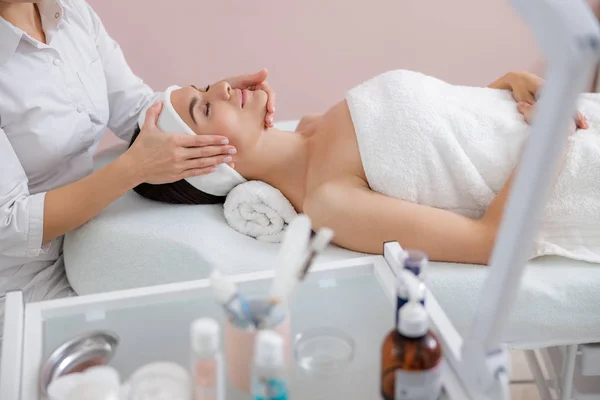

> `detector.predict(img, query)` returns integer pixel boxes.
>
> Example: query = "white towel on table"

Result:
[224,181,298,243]
[345,69,600,262]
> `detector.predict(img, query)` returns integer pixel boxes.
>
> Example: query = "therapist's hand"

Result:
[225,68,276,127]
[507,71,588,129]
[126,102,236,185]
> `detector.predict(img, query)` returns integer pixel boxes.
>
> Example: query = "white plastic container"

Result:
[127,362,191,400]
[47,365,121,400]
[251,330,288,400]
[190,318,224,400]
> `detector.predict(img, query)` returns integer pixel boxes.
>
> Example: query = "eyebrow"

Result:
[189,96,199,125]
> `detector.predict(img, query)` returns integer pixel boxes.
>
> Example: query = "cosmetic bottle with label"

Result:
[382,270,443,400]
[251,330,288,400]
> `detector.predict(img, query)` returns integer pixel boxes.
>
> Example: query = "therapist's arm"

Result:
[42,103,232,244]
[42,155,141,244]
[0,109,230,255]
[0,127,139,255]
[0,129,134,255]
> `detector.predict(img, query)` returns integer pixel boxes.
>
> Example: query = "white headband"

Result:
[138,85,247,196]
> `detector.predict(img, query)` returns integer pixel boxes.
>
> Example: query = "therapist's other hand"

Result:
[508,71,588,129]
[126,102,236,184]
[225,68,276,127]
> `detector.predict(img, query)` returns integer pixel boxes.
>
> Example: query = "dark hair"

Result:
[129,126,226,205]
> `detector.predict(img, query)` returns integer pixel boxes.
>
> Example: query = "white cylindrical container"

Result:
[47,365,121,400]
[251,330,288,400]
[191,318,225,400]
[128,362,191,400]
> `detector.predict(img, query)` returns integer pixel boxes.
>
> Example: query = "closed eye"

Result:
[189,85,211,120]
[203,85,211,117]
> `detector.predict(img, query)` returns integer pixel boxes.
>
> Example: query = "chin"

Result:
[254,90,268,108]
[253,92,269,126]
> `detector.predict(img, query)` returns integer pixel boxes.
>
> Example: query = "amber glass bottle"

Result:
[381,303,443,400]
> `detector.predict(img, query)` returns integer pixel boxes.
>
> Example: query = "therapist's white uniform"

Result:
[0,0,154,333]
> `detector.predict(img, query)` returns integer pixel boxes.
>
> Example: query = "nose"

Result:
[214,81,231,100]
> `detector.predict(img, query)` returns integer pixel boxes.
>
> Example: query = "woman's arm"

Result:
[305,179,497,264]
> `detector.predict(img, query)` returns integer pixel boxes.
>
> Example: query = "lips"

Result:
[241,89,248,108]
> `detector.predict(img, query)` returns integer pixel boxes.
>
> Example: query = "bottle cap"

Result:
[254,330,285,367]
[403,249,428,276]
[209,270,236,303]
[398,302,428,338]
[191,318,220,354]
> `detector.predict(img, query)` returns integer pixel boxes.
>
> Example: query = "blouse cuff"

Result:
[26,192,48,256]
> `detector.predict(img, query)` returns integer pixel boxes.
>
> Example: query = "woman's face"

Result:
[170,82,268,152]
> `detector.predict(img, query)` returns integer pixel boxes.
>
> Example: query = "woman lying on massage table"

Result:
[129,70,599,265]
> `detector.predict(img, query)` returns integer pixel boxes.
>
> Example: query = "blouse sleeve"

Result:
[0,127,49,257]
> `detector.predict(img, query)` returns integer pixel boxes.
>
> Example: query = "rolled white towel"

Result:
[224,181,298,243]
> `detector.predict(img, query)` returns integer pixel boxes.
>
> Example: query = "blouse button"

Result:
[77,105,85,113]
[53,59,60,66]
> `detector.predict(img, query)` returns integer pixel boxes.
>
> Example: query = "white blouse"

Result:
[0,0,154,323]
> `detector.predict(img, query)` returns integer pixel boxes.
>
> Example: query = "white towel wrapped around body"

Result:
[224,181,298,243]
[346,69,600,263]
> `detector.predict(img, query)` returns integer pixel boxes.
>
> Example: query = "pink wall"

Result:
[93,0,595,149]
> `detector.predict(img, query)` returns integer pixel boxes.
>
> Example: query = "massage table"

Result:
[65,120,600,398]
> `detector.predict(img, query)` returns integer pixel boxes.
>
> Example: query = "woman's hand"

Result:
[504,71,543,105]
[225,68,276,128]
[517,101,578,134]
[501,71,588,129]
[125,102,236,185]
